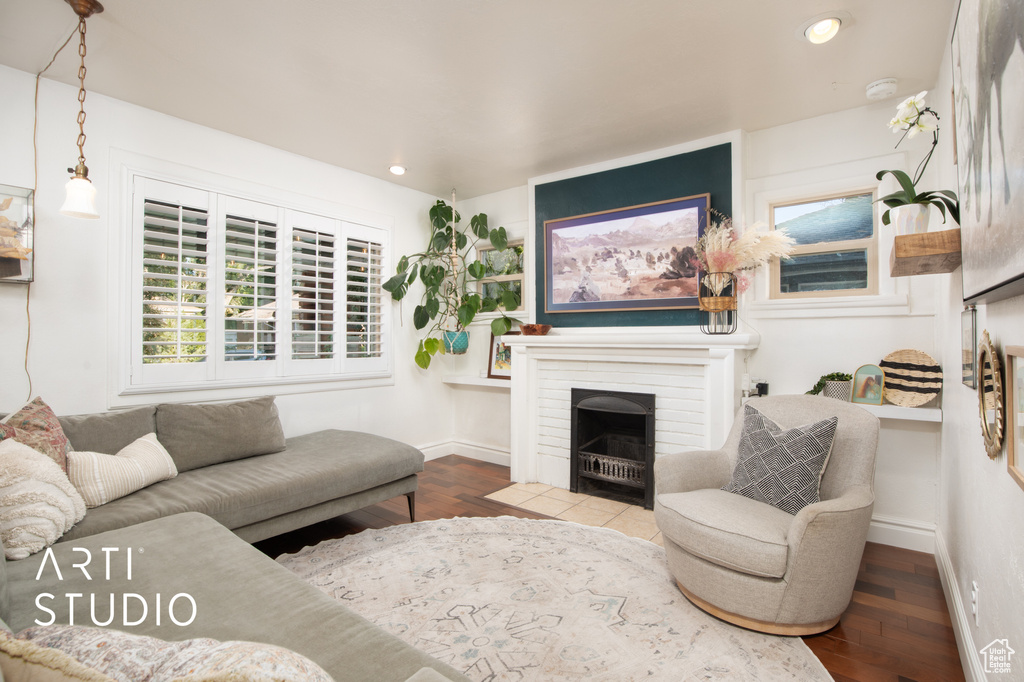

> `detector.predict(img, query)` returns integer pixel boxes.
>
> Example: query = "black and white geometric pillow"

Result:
[722,405,839,515]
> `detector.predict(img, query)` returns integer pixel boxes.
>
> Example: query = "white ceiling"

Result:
[0,0,956,199]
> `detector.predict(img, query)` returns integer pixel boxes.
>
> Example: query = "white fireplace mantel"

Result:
[504,328,759,488]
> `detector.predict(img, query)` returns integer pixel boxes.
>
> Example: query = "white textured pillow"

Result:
[67,433,177,508]
[0,439,87,560]
[14,625,335,682]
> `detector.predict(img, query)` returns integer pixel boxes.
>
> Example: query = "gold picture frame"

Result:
[1006,345,1024,492]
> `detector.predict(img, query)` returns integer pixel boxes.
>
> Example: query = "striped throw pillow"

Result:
[67,433,177,508]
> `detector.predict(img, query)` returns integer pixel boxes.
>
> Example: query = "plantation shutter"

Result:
[222,199,279,363]
[289,212,338,366]
[345,235,383,358]
[133,178,213,386]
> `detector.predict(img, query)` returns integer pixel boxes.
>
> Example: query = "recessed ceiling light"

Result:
[389,165,407,176]
[806,18,841,43]
[797,11,851,45]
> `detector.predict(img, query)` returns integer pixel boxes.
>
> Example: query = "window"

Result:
[476,242,524,308]
[127,176,389,393]
[769,191,877,298]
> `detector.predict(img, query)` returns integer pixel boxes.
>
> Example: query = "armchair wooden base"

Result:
[675,581,840,636]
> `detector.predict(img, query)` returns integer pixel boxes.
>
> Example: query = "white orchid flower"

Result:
[888,115,910,132]
[895,90,928,120]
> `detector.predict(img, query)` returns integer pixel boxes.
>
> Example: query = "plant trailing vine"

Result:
[383,196,521,369]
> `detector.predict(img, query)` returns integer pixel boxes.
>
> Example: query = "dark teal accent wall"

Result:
[534,143,733,327]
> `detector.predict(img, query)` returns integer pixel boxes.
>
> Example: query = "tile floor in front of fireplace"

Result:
[484,482,663,546]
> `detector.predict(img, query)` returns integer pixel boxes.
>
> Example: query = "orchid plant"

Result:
[875,91,959,226]
[694,211,795,294]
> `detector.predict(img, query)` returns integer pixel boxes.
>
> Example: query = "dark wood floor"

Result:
[256,455,965,682]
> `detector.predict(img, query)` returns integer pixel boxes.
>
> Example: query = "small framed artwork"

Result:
[487,332,518,380]
[0,184,34,284]
[851,364,885,405]
[962,306,977,388]
[1006,346,1024,492]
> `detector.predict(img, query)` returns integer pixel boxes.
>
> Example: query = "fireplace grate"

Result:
[578,435,646,487]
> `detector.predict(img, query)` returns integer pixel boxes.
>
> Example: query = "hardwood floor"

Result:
[255,455,965,682]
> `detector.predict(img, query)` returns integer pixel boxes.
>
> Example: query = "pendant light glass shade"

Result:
[60,175,99,219]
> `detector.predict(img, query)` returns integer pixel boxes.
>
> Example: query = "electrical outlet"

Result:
[971,581,980,627]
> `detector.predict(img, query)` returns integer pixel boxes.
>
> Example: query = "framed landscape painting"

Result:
[952,0,1024,303]
[543,193,709,313]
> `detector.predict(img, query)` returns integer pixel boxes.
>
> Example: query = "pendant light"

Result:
[59,0,104,220]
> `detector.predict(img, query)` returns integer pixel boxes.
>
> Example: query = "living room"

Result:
[0,1,1021,680]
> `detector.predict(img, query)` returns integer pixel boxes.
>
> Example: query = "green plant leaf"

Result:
[413,305,429,330]
[431,229,451,252]
[382,272,408,299]
[415,341,432,369]
[429,201,451,231]
[457,296,481,329]
[491,317,513,335]
[470,213,490,239]
[397,255,409,273]
[501,290,520,311]
[425,296,440,318]
[489,226,508,251]
[424,337,441,355]
[456,231,468,250]
[467,261,486,279]
[877,169,918,203]
[480,297,498,313]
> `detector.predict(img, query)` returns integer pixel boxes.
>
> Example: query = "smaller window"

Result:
[769,191,878,299]
[476,242,524,309]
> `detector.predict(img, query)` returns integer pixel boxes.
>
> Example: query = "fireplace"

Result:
[570,388,655,509]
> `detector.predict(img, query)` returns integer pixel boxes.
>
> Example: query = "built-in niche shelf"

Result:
[858,403,942,422]
[443,375,510,389]
[890,228,962,277]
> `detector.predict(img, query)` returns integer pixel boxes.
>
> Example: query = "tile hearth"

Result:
[485,482,663,546]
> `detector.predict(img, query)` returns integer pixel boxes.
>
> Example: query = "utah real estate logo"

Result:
[980,639,1015,675]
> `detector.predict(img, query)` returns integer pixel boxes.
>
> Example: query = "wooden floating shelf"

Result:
[890,228,962,277]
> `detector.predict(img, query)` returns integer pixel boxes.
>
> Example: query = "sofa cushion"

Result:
[722,404,838,515]
[0,440,86,560]
[156,397,286,472]
[0,535,8,625]
[60,430,424,542]
[67,434,178,508]
[655,488,793,578]
[0,630,114,681]
[58,406,156,456]
[4,512,468,681]
[12,625,334,681]
[1,398,74,472]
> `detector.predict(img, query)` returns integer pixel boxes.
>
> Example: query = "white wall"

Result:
[0,64,451,451]
[931,28,1024,679]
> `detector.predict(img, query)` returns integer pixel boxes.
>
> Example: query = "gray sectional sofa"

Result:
[0,397,468,681]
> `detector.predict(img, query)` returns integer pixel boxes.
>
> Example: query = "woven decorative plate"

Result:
[879,349,942,407]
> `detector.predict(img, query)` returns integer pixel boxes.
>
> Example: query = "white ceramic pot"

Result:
[890,204,930,235]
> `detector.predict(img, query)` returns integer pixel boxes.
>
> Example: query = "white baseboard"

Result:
[935,530,985,682]
[416,440,511,467]
[867,514,936,553]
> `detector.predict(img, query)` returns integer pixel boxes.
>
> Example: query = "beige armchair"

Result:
[654,395,879,635]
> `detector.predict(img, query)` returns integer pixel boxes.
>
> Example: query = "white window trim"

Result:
[108,150,394,406]
[474,241,525,321]
[742,152,914,319]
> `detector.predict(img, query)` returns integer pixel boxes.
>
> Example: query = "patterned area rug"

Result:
[278,517,831,681]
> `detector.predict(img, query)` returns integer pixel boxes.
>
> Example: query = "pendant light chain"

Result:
[75,15,89,168]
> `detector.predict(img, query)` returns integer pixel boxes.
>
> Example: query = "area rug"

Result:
[277,517,831,681]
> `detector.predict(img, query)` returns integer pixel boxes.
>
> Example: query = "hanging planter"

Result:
[442,330,470,355]
[698,272,738,335]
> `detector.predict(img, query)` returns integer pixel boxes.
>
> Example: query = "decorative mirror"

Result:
[978,330,1004,459]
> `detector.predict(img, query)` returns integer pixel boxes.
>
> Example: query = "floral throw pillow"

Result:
[0,397,74,472]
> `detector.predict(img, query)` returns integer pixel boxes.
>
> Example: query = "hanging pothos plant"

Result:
[383,199,521,369]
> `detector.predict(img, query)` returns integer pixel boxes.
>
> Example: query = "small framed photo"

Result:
[851,364,885,405]
[1006,346,1024,493]
[487,332,518,380]
[962,306,977,388]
